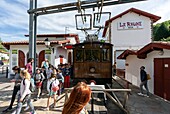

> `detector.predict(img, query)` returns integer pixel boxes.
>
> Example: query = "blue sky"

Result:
[0,0,170,42]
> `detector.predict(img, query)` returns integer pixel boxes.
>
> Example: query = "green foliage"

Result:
[153,20,170,41]
[0,38,8,52]
[161,36,170,41]
[153,23,161,37]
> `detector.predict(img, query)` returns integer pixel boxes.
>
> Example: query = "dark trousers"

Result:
[9,85,20,108]
[140,80,149,95]
[41,79,47,94]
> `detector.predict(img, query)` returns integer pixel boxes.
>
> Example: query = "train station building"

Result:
[102,7,161,70]
[118,42,170,101]
[2,34,79,72]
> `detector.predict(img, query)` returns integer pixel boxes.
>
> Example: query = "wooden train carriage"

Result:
[73,41,113,84]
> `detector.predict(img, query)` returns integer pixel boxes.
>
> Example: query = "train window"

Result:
[102,48,110,61]
[85,50,100,62]
[75,49,84,62]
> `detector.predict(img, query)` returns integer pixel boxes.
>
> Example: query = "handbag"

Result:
[147,74,151,80]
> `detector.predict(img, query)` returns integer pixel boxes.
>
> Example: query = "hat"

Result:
[140,66,145,69]
[12,66,20,70]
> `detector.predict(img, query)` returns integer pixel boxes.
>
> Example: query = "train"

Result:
[72,41,113,85]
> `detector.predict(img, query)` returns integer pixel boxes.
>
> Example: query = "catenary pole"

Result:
[29,0,34,59]
[33,0,37,74]
[29,0,36,74]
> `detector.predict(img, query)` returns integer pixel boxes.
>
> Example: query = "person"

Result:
[41,59,49,70]
[63,63,71,88]
[0,60,4,66]
[25,58,34,76]
[13,70,36,114]
[55,69,64,95]
[47,64,53,79]
[34,69,45,100]
[112,62,117,76]
[40,66,47,96]
[138,66,149,97]
[46,73,59,111]
[55,55,67,68]
[2,66,21,112]
[62,82,91,114]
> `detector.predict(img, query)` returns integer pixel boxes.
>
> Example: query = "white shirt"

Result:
[20,79,31,100]
[54,58,67,68]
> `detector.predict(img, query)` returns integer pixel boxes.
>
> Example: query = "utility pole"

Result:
[29,0,34,59]
[33,0,37,74]
[29,0,37,74]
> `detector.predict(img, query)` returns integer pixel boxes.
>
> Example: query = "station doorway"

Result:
[154,58,170,101]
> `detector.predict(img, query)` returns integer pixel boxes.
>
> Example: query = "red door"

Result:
[154,58,170,101]
[163,58,170,100]
[18,50,25,68]
[39,50,45,68]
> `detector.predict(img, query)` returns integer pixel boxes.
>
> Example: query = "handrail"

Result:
[112,75,132,91]
[64,87,131,114]
[64,88,131,92]
[0,65,8,74]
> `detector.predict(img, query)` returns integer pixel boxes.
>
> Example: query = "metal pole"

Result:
[33,0,37,74]
[6,67,8,78]
[29,0,34,59]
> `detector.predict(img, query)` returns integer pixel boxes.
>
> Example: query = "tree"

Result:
[154,21,170,41]
[161,36,170,42]
[0,38,8,52]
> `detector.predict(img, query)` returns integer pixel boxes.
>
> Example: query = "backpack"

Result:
[23,78,35,92]
[49,79,59,92]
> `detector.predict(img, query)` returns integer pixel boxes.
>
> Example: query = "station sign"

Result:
[117,20,143,30]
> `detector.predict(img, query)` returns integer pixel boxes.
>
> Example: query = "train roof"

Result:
[73,41,113,46]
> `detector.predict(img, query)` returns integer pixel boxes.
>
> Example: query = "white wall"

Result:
[37,37,62,41]
[37,36,76,44]
[125,49,170,94]
[0,53,9,60]
[110,12,152,68]
[111,12,152,49]
[116,50,126,69]
[66,37,77,44]
[9,45,50,73]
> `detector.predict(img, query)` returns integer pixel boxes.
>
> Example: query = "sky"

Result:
[0,0,170,42]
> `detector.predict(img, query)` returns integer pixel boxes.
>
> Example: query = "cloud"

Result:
[0,0,170,42]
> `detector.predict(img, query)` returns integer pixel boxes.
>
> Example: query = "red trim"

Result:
[102,8,161,37]
[64,45,73,49]
[118,42,170,59]
[117,50,137,59]
[2,40,70,50]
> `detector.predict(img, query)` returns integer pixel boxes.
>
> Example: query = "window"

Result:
[102,48,110,61]
[85,50,100,62]
[75,50,84,62]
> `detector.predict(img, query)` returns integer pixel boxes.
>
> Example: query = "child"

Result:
[34,69,45,100]
[13,70,36,114]
[47,65,54,79]
[56,69,64,95]
[46,73,59,111]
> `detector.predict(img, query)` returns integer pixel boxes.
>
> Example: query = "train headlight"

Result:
[89,67,95,73]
